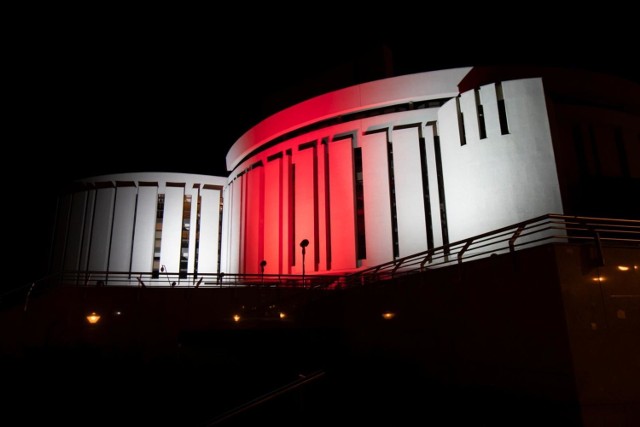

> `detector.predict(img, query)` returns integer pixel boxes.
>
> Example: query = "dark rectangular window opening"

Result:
[433,135,450,252]
[354,147,367,260]
[128,193,139,277]
[475,90,487,139]
[312,146,320,269]
[323,139,332,270]
[419,136,434,249]
[386,137,400,258]
[289,160,296,267]
[456,97,467,146]
[496,82,509,135]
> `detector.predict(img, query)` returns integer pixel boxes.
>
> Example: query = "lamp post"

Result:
[300,239,309,287]
[260,260,267,285]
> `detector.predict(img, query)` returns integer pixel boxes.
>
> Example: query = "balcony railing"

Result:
[4,214,638,310]
[342,213,639,287]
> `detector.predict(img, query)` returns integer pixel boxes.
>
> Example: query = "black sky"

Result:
[7,10,639,290]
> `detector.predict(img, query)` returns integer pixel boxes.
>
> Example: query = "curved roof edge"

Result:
[226,67,472,172]
[78,172,227,186]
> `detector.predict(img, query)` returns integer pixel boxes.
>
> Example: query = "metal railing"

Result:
[57,270,345,289]
[341,214,640,287]
[203,370,326,426]
[5,214,638,308]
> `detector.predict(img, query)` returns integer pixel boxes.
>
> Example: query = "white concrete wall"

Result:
[131,185,157,273]
[227,68,472,170]
[88,187,115,273]
[392,126,428,257]
[440,78,563,244]
[360,131,393,266]
[219,184,232,274]
[424,125,444,248]
[244,165,264,274]
[159,185,184,276]
[264,157,282,274]
[292,143,317,273]
[221,71,577,275]
[54,173,226,284]
[228,174,243,274]
[79,190,95,272]
[108,185,137,273]
[327,136,357,271]
[198,187,221,274]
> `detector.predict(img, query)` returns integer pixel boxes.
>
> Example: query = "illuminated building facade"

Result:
[221,66,639,276]
[23,66,640,426]
[51,67,639,280]
[51,173,226,284]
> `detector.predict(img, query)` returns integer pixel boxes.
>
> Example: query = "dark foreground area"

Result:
[3,332,584,427]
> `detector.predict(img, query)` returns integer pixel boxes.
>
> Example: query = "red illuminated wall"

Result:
[222,69,472,275]
[220,67,639,275]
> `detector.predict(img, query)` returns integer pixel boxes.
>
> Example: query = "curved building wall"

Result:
[222,68,566,276]
[50,67,638,281]
[51,172,227,286]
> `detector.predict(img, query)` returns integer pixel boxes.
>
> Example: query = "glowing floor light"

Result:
[233,314,241,322]
[382,312,396,320]
[86,312,101,324]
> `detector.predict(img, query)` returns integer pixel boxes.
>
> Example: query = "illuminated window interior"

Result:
[194,191,202,277]
[152,194,165,278]
[179,195,192,278]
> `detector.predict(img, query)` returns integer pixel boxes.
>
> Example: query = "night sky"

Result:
[7,10,638,291]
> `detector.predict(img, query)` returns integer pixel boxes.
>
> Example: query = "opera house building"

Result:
[3,66,639,426]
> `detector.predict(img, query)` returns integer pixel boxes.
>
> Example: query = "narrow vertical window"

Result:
[179,195,192,278]
[322,139,332,269]
[456,97,467,146]
[354,147,367,260]
[152,194,165,278]
[386,132,400,258]
[288,151,295,267]
[193,191,202,277]
[419,134,434,249]
[475,89,487,139]
[217,193,224,274]
[433,132,449,253]
[128,191,139,276]
[496,82,509,135]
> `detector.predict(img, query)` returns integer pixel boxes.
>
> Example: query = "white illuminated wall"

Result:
[51,173,226,286]
[439,78,563,244]
[221,69,567,275]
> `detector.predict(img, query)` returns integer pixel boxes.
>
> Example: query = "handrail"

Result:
[203,370,325,426]
[26,214,640,294]
[343,213,639,287]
